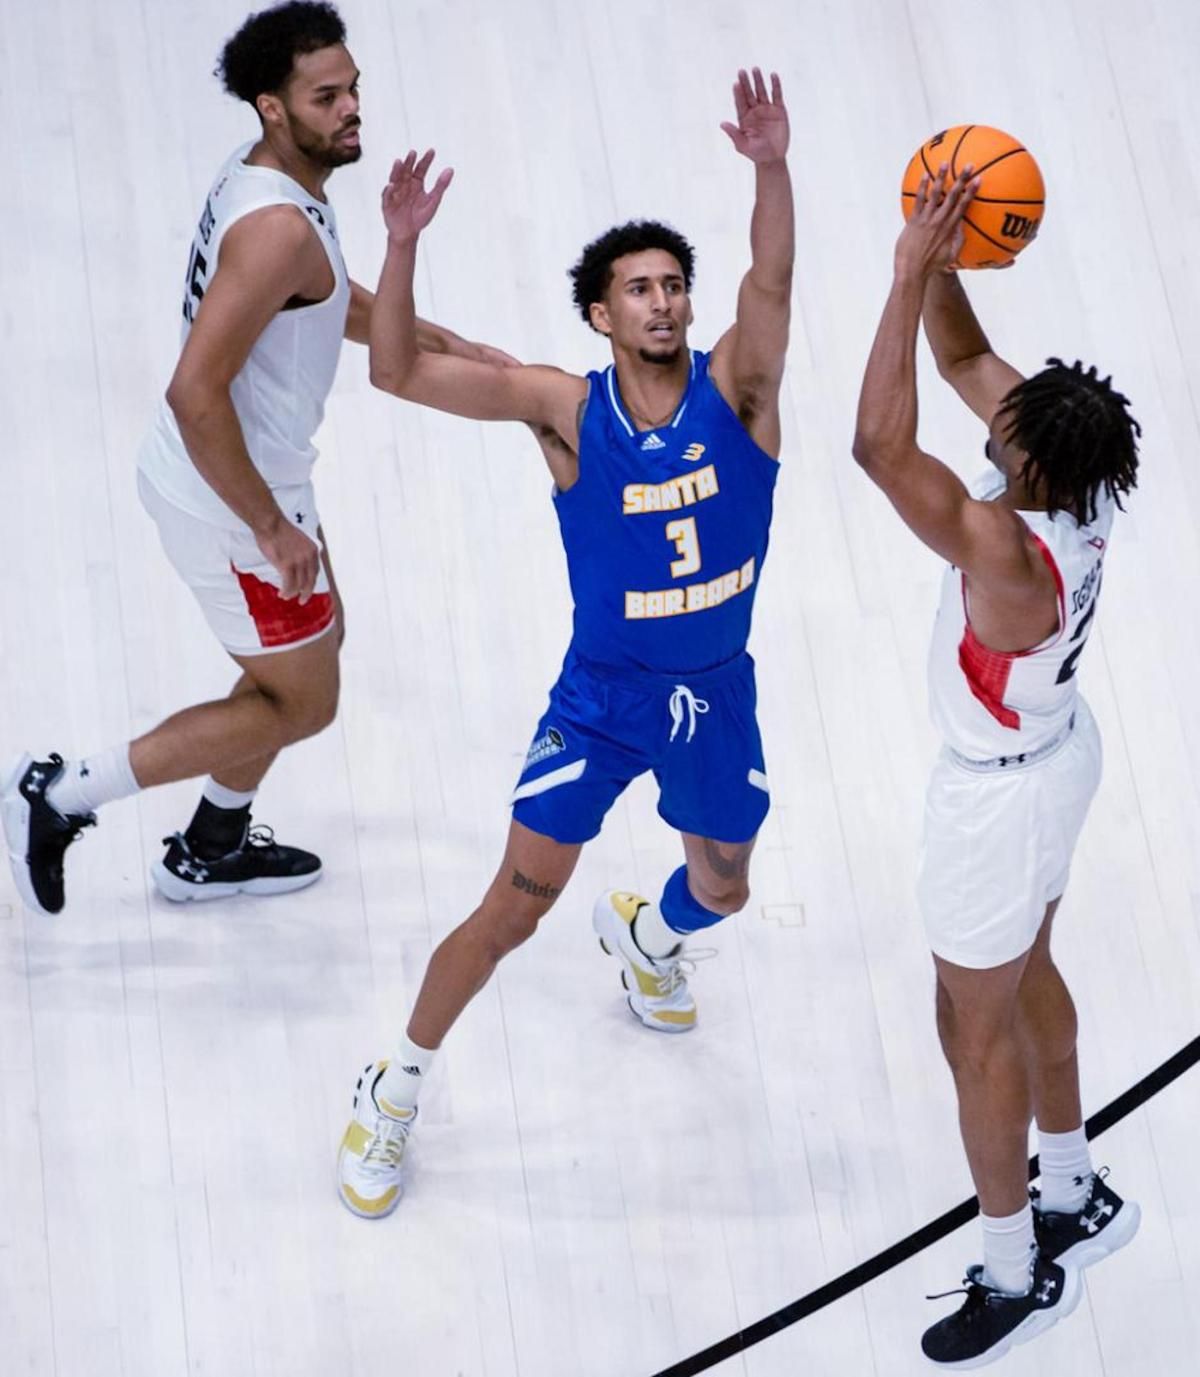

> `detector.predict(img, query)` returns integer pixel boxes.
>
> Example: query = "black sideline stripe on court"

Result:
[650,1034,1200,1377]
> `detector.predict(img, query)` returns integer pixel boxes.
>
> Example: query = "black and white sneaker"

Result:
[1032,1168,1141,1270]
[921,1253,1081,1369]
[1,753,96,915]
[150,823,322,902]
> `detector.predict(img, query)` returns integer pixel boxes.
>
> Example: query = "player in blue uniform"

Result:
[337,70,794,1217]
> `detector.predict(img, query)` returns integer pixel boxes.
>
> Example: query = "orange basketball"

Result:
[900,125,1045,269]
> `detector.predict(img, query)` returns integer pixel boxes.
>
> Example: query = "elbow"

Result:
[367,352,415,397]
[851,431,880,473]
[166,378,217,433]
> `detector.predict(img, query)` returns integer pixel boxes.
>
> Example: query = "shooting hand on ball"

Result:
[895,165,978,280]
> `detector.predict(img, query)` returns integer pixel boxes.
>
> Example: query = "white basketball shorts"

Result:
[138,471,335,657]
[917,697,1102,969]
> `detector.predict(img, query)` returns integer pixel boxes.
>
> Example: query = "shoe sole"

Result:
[1,753,55,917]
[1054,1199,1141,1271]
[149,860,322,903]
[926,1261,1083,1370]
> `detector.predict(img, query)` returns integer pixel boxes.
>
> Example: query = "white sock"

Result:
[1037,1126,1092,1212]
[632,901,683,959]
[202,778,257,810]
[981,1203,1036,1295]
[46,745,140,816]
[376,1035,436,1114]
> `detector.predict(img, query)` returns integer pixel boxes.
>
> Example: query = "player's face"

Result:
[593,250,692,364]
[279,44,362,168]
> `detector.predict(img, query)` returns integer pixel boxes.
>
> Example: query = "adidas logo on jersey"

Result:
[640,432,666,451]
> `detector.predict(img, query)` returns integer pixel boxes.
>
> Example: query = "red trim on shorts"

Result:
[232,564,334,649]
[956,535,1065,730]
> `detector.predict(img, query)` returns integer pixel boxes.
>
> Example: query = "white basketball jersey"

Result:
[928,472,1115,759]
[138,143,350,527]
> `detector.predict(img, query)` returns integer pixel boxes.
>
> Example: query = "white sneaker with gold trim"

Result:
[592,890,698,1033]
[336,1061,416,1219]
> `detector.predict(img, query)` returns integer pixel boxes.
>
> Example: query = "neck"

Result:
[996,479,1048,513]
[245,135,330,200]
[612,347,691,429]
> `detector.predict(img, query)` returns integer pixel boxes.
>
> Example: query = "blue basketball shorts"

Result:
[510,648,770,845]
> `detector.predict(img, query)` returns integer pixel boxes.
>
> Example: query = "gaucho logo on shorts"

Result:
[526,726,565,767]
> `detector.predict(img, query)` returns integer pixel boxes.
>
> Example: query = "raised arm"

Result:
[367,150,584,447]
[852,169,1034,587]
[922,271,1024,424]
[709,68,793,457]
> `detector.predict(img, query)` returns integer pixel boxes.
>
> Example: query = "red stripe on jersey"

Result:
[232,564,334,648]
[956,535,1066,730]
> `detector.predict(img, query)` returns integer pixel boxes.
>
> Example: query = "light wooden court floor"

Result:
[1,1,1197,1373]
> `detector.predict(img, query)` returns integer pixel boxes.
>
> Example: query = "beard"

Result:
[637,343,683,367]
[287,110,362,167]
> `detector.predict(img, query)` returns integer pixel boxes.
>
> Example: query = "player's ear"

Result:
[589,301,613,337]
[256,91,285,130]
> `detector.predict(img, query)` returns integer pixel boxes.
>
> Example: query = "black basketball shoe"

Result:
[921,1252,1081,1368]
[150,822,322,902]
[1,753,96,915]
[1032,1168,1141,1270]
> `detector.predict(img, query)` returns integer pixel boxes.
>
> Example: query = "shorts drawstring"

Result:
[668,684,710,743]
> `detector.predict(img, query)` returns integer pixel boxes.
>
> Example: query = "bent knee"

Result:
[273,684,339,743]
[476,895,556,958]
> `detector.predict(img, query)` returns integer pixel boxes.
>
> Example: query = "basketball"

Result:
[901,125,1045,268]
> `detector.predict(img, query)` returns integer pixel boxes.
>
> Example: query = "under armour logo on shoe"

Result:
[28,769,45,793]
[1083,1198,1114,1234]
[1035,1278,1057,1303]
[177,860,209,882]
[79,764,90,777]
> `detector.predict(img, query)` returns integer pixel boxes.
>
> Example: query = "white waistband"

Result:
[946,713,1076,774]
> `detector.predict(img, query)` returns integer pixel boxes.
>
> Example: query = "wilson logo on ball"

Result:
[1000,212,1040,241]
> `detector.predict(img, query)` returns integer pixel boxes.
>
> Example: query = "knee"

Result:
[275,681,340,743]
[475,893,556,960]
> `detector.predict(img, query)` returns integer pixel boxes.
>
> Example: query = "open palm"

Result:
[381,148,454,242]
[721,68,789,163]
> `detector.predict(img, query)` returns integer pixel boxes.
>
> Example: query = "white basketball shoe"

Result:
[336,1061,416,1219]
[592,890,699,1033]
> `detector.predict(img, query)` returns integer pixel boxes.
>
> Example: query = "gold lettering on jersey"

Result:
[625,558,756,619]
[682,443,706,462]
[622,463,719,515]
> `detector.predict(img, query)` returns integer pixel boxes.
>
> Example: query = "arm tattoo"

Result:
[511,868,562,901]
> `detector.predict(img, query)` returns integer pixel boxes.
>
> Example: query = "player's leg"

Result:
[2,626,338,914]
[923,946,1085,1367]
[162,531,347,891]
[1018,898,1141,1270]
[337,819,582,1218]
[338,653,628,1218]
[593,657,768,1032]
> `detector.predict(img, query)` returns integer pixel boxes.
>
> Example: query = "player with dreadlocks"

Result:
[853,168,1141,1368]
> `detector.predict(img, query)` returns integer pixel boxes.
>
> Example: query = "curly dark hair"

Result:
[216,2,346,104]
[998,358,1141,525]
[569,221,696,329]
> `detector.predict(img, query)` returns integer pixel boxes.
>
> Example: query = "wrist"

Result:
[386,231,419,252]
[249,505,286,539]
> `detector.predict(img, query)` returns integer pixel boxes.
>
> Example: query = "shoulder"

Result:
[962,499,1056,588]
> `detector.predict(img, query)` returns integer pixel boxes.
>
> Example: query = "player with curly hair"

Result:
[3,2,511,914]
[335,69,795,1218]
[853,168,1142,1368]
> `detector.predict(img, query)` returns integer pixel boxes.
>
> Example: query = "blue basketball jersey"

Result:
[555,350,779,674]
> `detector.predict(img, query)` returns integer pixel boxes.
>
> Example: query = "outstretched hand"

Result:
[381,149,454,244]
[721,68,789,163]
[895,165,978,279]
